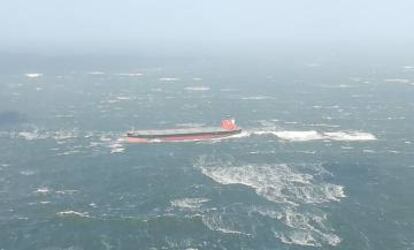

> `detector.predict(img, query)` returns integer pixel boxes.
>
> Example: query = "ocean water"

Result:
[0,52,414,249]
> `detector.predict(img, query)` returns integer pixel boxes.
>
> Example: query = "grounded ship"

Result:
[126,119,242,143]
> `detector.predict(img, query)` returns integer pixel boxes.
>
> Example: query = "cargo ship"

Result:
[126,119,241,143]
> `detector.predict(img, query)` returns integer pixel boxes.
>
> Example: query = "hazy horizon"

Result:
[1,0,414,54]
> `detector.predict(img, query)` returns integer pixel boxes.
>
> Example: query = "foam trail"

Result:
[323,131,377,141]
[109,138,126,153]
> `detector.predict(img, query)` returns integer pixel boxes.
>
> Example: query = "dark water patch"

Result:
[0,111,27,126]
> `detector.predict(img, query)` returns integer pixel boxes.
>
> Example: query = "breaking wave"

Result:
[194,157,345,247]
[234,128,377,142]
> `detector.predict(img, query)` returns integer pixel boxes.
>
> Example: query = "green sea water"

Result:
[0,52,413,249]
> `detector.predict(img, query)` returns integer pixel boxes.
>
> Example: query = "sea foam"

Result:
[248,129,377,142]
[199,163,345,205]
[196,158,344,247]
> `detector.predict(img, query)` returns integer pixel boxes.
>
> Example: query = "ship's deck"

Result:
[128,127,238,136]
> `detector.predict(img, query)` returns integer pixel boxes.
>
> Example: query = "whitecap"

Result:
[384,78,411,84]
[249,206,283,220]
[99,136,112,142]
[87,71,105,75]
[387,150,400,154]
[55,190,79,195]
[89,202,97,208]
[277,230,319,247]
[116,72,143,77]
[18,131,48,140]
[159,77,179,82]
[109,142,125,153]
[52,130,77,141]
[363,149,376,153]
[34,188,50,194]
[201,213,249,235]
[25,73,43,78]
[110,147,125,153]
[323,131,377,141]
[57,150,81,156]
[241,96,273,100]
[57,210,89,218]
[275,209,342,247]
[184,86,210,91]
[20,170,35,176]
[220,88,237,92]
[116,96,132,100]
[171,198,209,210]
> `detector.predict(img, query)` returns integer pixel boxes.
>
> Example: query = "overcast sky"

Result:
[1,0,413,53]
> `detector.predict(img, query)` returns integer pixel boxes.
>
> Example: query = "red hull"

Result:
[126,133,237,143]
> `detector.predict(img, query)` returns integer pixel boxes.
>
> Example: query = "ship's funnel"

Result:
[221,119,237,130]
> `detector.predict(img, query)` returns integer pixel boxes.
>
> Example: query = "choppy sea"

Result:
[0,52,413,249]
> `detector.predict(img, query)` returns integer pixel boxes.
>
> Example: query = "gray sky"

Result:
[1,0,413,53]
